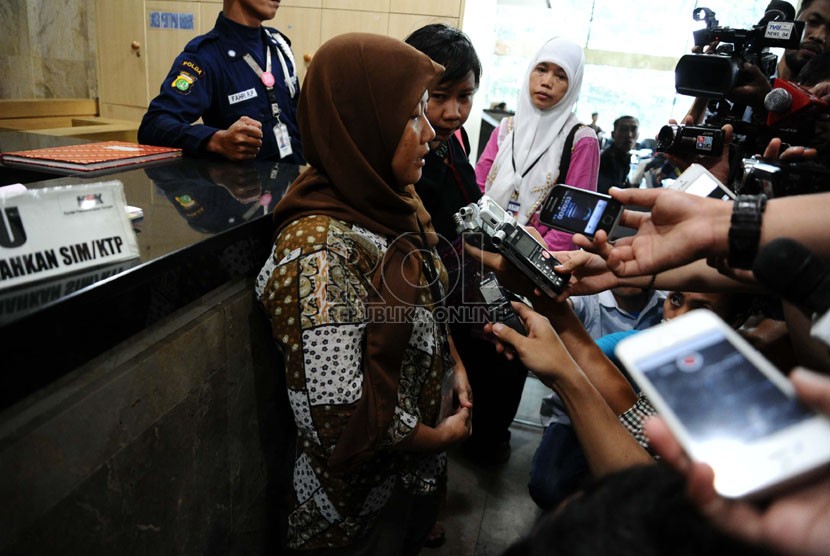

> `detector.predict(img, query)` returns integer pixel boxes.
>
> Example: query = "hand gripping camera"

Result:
[453,196,570,297]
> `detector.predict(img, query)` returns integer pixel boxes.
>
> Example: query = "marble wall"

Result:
[0,0,97,99]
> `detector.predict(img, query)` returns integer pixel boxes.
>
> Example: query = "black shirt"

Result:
[415,129,481,242]
[597,145,631,195]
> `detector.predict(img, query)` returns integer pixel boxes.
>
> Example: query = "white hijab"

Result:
[486,37,585,224]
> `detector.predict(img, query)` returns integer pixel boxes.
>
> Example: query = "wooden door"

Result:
[145,1,202,101]
[269,7,322,84]
[95,0,149,116]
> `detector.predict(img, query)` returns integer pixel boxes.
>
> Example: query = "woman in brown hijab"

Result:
[255,33,472,554]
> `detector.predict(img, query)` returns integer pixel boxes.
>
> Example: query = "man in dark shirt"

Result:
[597,115,638,194]
[138,0,303,164]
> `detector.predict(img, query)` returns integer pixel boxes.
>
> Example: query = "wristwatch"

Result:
[728,194,767,269]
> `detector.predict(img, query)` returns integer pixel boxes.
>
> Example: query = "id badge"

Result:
[507,199,521,219]
[274,123,293,158]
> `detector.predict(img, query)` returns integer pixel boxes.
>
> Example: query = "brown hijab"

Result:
[272,33,443,471]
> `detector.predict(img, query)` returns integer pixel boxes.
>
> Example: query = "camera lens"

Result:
[656,125,678,152]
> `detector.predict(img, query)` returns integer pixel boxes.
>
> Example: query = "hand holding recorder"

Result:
[454,195,570,296]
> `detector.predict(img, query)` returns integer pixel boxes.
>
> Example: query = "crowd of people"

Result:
[137,0,830,554]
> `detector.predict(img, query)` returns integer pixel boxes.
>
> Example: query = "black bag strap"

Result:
[555,123,586,184]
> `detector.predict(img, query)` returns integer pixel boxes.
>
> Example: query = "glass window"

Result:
[484,0,781,141]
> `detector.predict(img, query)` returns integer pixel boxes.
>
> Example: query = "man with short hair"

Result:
[597,115,638,194]
[139,0,304,164]
[778,0,830,81]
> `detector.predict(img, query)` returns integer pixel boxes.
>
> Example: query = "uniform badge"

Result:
[171,71,195,94]
[175,194,196,209]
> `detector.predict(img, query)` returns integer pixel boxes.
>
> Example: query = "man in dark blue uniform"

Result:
[139,0,304,164]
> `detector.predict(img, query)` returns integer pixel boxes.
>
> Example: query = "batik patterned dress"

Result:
[255,214,451,549]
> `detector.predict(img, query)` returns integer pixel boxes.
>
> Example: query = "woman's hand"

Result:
[448,336,473,410]
[435,406,472,448]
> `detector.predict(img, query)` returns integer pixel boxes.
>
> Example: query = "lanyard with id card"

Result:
[243,39,293,159]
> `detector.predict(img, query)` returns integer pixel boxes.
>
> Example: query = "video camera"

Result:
[656,77,827,157]
[675,2,803,99]
[658,2,812,161]
[453,196,570,297]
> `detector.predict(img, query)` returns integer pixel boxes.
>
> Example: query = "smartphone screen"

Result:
[540,186,621,237]
[634,328,812,445]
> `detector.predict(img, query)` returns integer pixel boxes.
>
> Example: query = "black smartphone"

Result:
[539,184,623,239]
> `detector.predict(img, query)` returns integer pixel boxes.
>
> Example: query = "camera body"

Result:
[453,196,570,296]
[739,158,830,198]
[672,4,809,160]
[675,6,803,99]
[656,124,725,157]
[479,272,526,335]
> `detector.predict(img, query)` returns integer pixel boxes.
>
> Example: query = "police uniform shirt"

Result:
[138,13,304,164]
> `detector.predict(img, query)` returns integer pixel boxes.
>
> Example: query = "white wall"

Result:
[460,0,498,164]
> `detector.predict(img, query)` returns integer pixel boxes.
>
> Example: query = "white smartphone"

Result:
[667,163,736,201]
[615,309,830,500]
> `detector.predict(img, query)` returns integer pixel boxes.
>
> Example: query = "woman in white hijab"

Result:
[475,37,599,251]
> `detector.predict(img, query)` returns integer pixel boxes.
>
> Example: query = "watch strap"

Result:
[728,194,767,269]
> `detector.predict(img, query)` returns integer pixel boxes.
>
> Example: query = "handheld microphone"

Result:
[752,237,830,320]
[765,79,829,126]
[765,78,829,126]
[764,88,793,113]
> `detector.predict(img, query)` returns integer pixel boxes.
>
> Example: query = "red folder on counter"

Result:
[0,141,182,173]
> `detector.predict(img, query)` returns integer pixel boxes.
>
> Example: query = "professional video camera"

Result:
[659,2,809,161]
[675,2,803,99]
[738,157,830,198]
[453,196,570,296]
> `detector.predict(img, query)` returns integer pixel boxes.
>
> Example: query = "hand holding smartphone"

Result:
[539,184,623,239]
[616,309,830,500]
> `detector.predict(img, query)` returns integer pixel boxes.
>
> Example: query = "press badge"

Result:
[274,123,293,158]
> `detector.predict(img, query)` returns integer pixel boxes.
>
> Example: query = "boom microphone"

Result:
[752,237,830,320]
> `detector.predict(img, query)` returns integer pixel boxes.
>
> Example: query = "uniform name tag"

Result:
[228,88,257,105]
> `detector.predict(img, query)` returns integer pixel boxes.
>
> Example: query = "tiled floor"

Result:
[427,375,552,556]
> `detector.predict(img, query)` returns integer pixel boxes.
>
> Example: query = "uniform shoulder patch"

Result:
[171,71,196,94]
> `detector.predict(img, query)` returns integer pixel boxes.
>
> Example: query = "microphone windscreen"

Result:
[765,0,796,21]
[753,237,830,316]
[764,87,793,113]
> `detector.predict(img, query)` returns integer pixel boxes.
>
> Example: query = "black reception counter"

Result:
[0,131,298,411]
